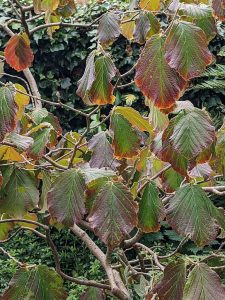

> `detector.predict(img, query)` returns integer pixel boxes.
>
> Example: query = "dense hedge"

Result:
[1,0,225,131]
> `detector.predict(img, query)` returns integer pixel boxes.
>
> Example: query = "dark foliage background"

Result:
[0,0,225,298]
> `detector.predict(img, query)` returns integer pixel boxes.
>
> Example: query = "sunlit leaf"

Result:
[120,14,135,40]
[140,0,160,11]
[4,33,34,72]
[5,132,33,152]
[88,181,138,249]
[135,34,186,109]
[14,84,30,120]
[114,106,153,133]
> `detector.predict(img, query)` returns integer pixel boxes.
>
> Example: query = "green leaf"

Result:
[0,167,39,217]
[138,182,165,233]
[88,132,120,170]
[28,125,52,159]
[2,265,67,300]
[98,12,121,45]
[77,54,117,105]
[47,169,86,226]
[39,170,53,213]
[149,259,186,300]
[178,4,217,41]
[147,100,169,132]
[88,181,138,249]
[183,263,225,300]
[80,287,106,300]
[161,168,184,192]
[110,112,140,159]
[114,106,153,133]
[165,21,213,80]
[135,34,186,109]
[0,86,17,142]
[169,109,215,160]
[166,185,225,246]
[88,55,117,105]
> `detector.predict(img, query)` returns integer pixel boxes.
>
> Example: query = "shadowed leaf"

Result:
[212,0,225,20]
[138,182,165,232]
[80,287,106,300]
[0,86,17,142]
[111,112,140,159]
[149,259,186,300]
[184,263,225,300]
[98,12,121,45]
[0,167,39,217]
[166,185,225,246]
[88,131,120,170]
[2,265,67,300]
[48,169,86,226]
[88,181,138,249]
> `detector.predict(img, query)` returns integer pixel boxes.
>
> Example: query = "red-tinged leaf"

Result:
[110,112,141,159]
[98,12,121,45]
[169,109,215,160]
[77,53,117,105]
[88,131,120,170]
[138,182,165,233]
[89,55,116,105]
[183,263,225,300]
[2,265,67,300]
[133,12,150,44]
[212,0,225,20]
[165,21,213,80]
[135,34,186,109]
[166,185,225,247]
[0,167,39,218]
[149,259,186,300]
[80,287,106,300]
[0,86,18,142]
[87,181,138,249]
[4,33,34,72]
[189,162,213,179]
[47,169,86,226]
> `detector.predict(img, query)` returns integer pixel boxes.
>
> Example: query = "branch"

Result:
[0,247,24,267]
[0,218,49,230]
[123,230,143,248]
[158,236,189,259]
[135,243,165,271]
[45,229,111,290]
[70,224,130,300]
